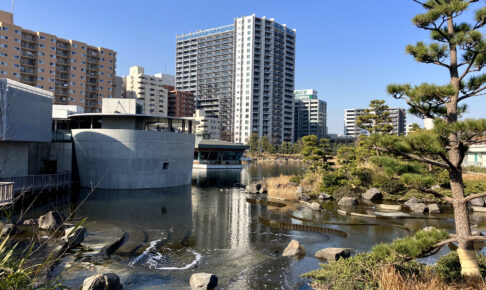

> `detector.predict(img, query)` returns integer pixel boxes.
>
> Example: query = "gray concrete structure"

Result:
[0,78,53,142]
[69,114,196,189]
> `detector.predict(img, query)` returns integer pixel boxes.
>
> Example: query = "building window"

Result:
[162,162,169,170]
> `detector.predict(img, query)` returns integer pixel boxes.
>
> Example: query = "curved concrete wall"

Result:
[72,129,195,189]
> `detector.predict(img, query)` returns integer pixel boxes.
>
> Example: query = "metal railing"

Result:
[0,172,71,196]
[0,182,14,204]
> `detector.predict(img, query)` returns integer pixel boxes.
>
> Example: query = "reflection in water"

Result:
[53,162,478,289]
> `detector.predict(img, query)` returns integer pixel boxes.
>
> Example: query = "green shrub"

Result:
[332,185,360,200]
[372,174,405,194]
[464,166,486,174]
[349,167,374,189]
[464,180,486,195]
[400,173,435,191]
[435,251,486,283]
[436,169,451,188]
[289,175,303,184]
[304,228,448,289]
[320,171,348,193]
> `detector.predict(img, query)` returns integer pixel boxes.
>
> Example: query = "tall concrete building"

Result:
[294,89,327,141]
[176,15,296,144]
[123,66,168,116]
[0,10,116,113]
[344,107,407,137]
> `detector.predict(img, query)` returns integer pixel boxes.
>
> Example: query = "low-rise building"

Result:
[101,98,143,114]
[191,109,221,140]
[165,85,194,117]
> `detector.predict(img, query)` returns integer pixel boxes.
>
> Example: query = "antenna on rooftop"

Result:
[11,0,14,21]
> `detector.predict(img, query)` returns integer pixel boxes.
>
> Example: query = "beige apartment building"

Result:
[0,10,116,112]
[123,66,169,116]
[191,109,221,140]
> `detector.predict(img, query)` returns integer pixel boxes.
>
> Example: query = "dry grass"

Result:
[377,265,486,290]
[463,172,486,181]
[300,172,322,194]
[266,175,300,200]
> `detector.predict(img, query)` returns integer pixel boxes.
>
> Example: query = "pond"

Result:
[47,162,486,289]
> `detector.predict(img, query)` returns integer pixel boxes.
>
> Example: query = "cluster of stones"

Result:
[282,239,354,261]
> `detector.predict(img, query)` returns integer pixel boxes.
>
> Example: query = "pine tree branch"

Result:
[467,235,486,242]
[412,0,432,9]
[459,53,479,81]
[464,191,486,202]
[434,238,457,248]
[375,146,449,169]
[458,85,486,101]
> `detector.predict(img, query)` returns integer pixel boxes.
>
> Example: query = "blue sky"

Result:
[3,0,486,134]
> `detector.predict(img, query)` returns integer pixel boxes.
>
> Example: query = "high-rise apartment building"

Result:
[294,89,327,141]
[164,85,195,117]
[344,107,406,137]
[176,15,296,144]
[123,66,169,116]
[0,10,116,113]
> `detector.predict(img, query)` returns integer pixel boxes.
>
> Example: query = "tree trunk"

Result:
[449,161,481,277]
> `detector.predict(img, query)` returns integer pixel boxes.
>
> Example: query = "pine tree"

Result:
[377,0,486,278]
[300,135,333,171]
[357,99,394,135]
[247,133,260,153]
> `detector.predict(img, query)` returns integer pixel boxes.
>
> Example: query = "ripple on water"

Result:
[129,238,202,270]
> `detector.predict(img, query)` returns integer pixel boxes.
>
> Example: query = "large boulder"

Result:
[0,223,17,236]
[362,188,382,201]
[190,273,218,290]
[247,182,264,194]
[315,248,354,261]
[82,273,122,290]
[309,202,321,211]
[469,197,485,207]
[63,226,87,248]
[318,193,331,200]
[404,197,419,207]
[411,203,428,213]
[282,239,306,257]
[338,197,358,206]
[428,203,440,214]
[38,211,64,230]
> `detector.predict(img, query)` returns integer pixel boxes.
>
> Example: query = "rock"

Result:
[338,197,358,206]
[38,211,64,230]
[0,223,17,236]
[288,182,299,187]
[247,182,260,194]
[309,202,321,211]
[23,218,38,225]
[376,204,402,211]
[469,197,485,207]
[431,184,441,191]
[318,193,331,200]
[423,226,436,232]
[259,182,267,194]
[428,203,440,214]
[404,197,419,207]
[411,203,428,213]
[362,188,382,200]
[300,194,310,201]
[190,273,218,290]
[315,248,354,261]
[63,226,87,248]
[337,209,348,216]
[282,239,306,257]
[82,273,122,290]
[296,186,304,196]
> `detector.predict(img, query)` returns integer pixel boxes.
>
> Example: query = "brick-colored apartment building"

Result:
[164,85,194,117]
[0,10,116,112]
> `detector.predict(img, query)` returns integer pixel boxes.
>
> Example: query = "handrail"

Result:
[0,172,71,197]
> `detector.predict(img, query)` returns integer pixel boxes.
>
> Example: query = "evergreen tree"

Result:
[300,135,333,171]
[375,0,486,278]
[261,135,275,153]
[247,133,260,153]
[357,99,394,135]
